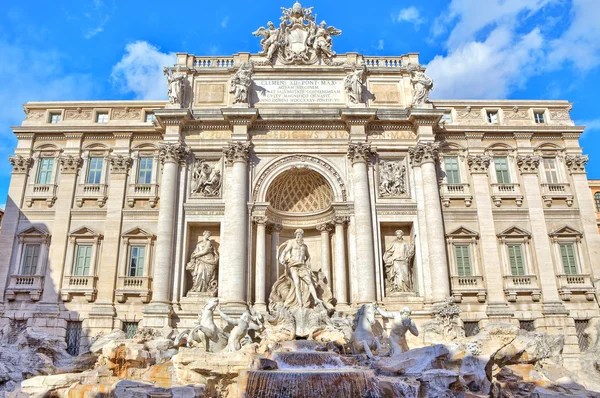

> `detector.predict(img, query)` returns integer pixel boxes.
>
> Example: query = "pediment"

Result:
[17,225,50,238]
[446,226,479,238]
[549,225,583,237]
[122,227,155,239]
[69,226,102,238]
[497,226,531,238]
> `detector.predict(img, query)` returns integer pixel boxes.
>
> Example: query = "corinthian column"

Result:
[408,142,450,302]
[149,143,188,306]
[254,216,267,310]
[316,223,333,286]
[333,216,349,305]
[268,223,283,287]
[219,141,252,308]
[348,143,377,303]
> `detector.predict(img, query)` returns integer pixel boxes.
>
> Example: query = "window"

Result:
[441,112,453,123]
[128,246,145,277]
[594,192,600,212]
[463,321,480,337]
[487,111,498,124]
[49,113,61,124]
[575,320,590,352]
[507,244,525,276]
[145,112,156,123]
[137,158,153,184]
[37,158,54,184]
[73,245,92,276]
[534,111,545,124]
[455,245,472,276]
[559,243,578,275]
[494,157,511,184]
[543,158,559,184]
[86,157,104,184]
[123,322,139,339]
[519,320,535,332]
[66,321,82,356]
[21,244,40,275]
[96,112,109,123]
[444,157,461,184]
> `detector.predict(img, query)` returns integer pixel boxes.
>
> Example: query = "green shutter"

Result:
[444,157,461,184]
[508,244,525,276]
[129,246,145,277]
[560,244,578,275]
[74,245,92,276]
[494,157,511,184]
[455,245,472,276]
[21,244,40,275]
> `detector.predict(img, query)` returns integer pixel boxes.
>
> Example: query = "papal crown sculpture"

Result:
[253,1,342,65]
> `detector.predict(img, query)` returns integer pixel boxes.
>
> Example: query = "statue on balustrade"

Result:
[376,305,419,355]
[410,69,433,107]
[383,230,415,293]
[344,65,367,104]
[230,62,254,104]
[186,231,219,295]
[269,229,333,310]
[164,66,187,105]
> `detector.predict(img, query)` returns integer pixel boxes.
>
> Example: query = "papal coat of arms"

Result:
[252,2,342,65]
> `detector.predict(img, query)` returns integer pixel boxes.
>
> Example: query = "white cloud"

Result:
[221,16,229,28]
[83,0,111,39]
[111,41,176,100]
[376,39,384,50]
[577,119,600,137]
[394,7,426,28]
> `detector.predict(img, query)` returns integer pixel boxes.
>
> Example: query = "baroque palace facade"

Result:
[1,3,599,358]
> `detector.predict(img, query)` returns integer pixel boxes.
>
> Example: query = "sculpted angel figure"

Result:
[383,230,415,292]
[309,21,341,58]
[252,21,281,62]
[230,62,254,104]
[376,306,419,355]
[163,66,186,105]
[410,69,433,106]
[186,231,219,294]
[344,65,367,104]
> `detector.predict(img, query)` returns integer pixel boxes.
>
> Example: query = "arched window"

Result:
[595,192,600,212]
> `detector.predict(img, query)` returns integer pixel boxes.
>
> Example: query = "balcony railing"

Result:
[6,275,44,301]
[127,183,159,208]
[115,276,152,303]
[193,57,235,68]
[25,184,58,207]
[541,183,574,207]
[75,184,108,208]
[440,183,473,207]
[556,274,595,301]
[491,183,523,207]
[364,57,403,68]
[450,275,486,303]
[503,274,541,302]
[61,275,97,302]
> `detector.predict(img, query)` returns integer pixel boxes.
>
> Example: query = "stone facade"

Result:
[589,179,600,233]
[1,4,599,365]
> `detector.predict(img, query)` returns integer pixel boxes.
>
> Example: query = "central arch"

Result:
[267,169,334,213]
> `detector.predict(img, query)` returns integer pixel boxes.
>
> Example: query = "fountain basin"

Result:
[272,351,344,369]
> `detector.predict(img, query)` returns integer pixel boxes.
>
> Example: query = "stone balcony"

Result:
[5,275,44,301]
[127,184,159,208]
[440,183,473,207]
[556,274,595,301]
[491,183,523,207]
[540,183,574,207]
[25,184,57,207]
[75,184,108,208]
[115,276,152,303]
[60,275,97,302]
[450,275,486,303]
[503,275,541,302]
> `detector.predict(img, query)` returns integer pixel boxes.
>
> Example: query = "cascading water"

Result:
[243,343,382,398]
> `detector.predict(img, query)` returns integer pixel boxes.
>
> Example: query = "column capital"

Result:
[466,155,491,174]
[347,142,374,164]
[516,154,540,174]
[266,223,283,234]
[224,141,252,165]
[333,215,349,225]
[316,223,334,233]
[159,142,189,165]
[565,154,588,174]
[408,142,439,166]
[58,155,83,174]
[253,216,268,225]
[8,155,33,174]
[109,155,133,174]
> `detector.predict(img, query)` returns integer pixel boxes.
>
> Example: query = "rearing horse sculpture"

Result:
[350,302,383,359]
[175,298,223,351]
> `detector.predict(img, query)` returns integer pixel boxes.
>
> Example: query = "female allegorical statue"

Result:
[187,231,219,294]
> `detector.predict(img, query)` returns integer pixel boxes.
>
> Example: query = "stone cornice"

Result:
[221,108,258,126]
[340,109,377,125]
[408,108,444,126]
[408,142,439,166]
[516,155,540,174]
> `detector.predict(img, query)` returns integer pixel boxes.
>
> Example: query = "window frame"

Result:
[542,157,560,184]
[13,226,50,277]
[73,244,93,276]
[137,157,154,185]
[65,227,103,278]
[534,110,546,124]
[144,112,157,123]
[549,226,586,277]
[507,243,526,276]
[95,111,109,124]
[86,156,104,185]
[128,245,146,277]
[49,112,62,124]
[119,227,155,280]
[498,227,536,278]
[594,192,600,212]
[486,110,499,124]
[446,227,480,278]
[493,156,512,184]
[36,157,55,185]
[443,156,462,185]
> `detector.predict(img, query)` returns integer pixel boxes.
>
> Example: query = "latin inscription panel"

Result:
[254,79,344,104]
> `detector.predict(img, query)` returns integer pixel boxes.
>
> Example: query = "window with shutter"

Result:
[129,246,146,277]
[37,158,54,184]
[21,244,40,275]
[560,243,578,275]
[543,158,559,184]
[455,245,472,276]
[444,157,461,184]
[73,245,93,276]
[494,157,511,184]
[508,244,525,276]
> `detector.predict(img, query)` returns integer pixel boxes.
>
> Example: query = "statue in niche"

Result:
[186,231,219,295]
[191,160,221,197]
[344,65,368,104]
[375,306,419,355]
[230,62,254,104]
[410,69,433,106]
[269,229,333,310]
[252,21,282,62]
[379,160,406,197]
[163,66,186,105]
[383,230,415,293]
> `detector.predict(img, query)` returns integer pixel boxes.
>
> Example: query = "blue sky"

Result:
[1,0,599,207]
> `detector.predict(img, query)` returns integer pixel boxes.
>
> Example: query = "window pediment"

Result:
[69,226,103,239]
[18,226,50,239]
[549,225,583,238]
[498,226,531,238]
[446,226,479,238]
[122,227,156,240]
